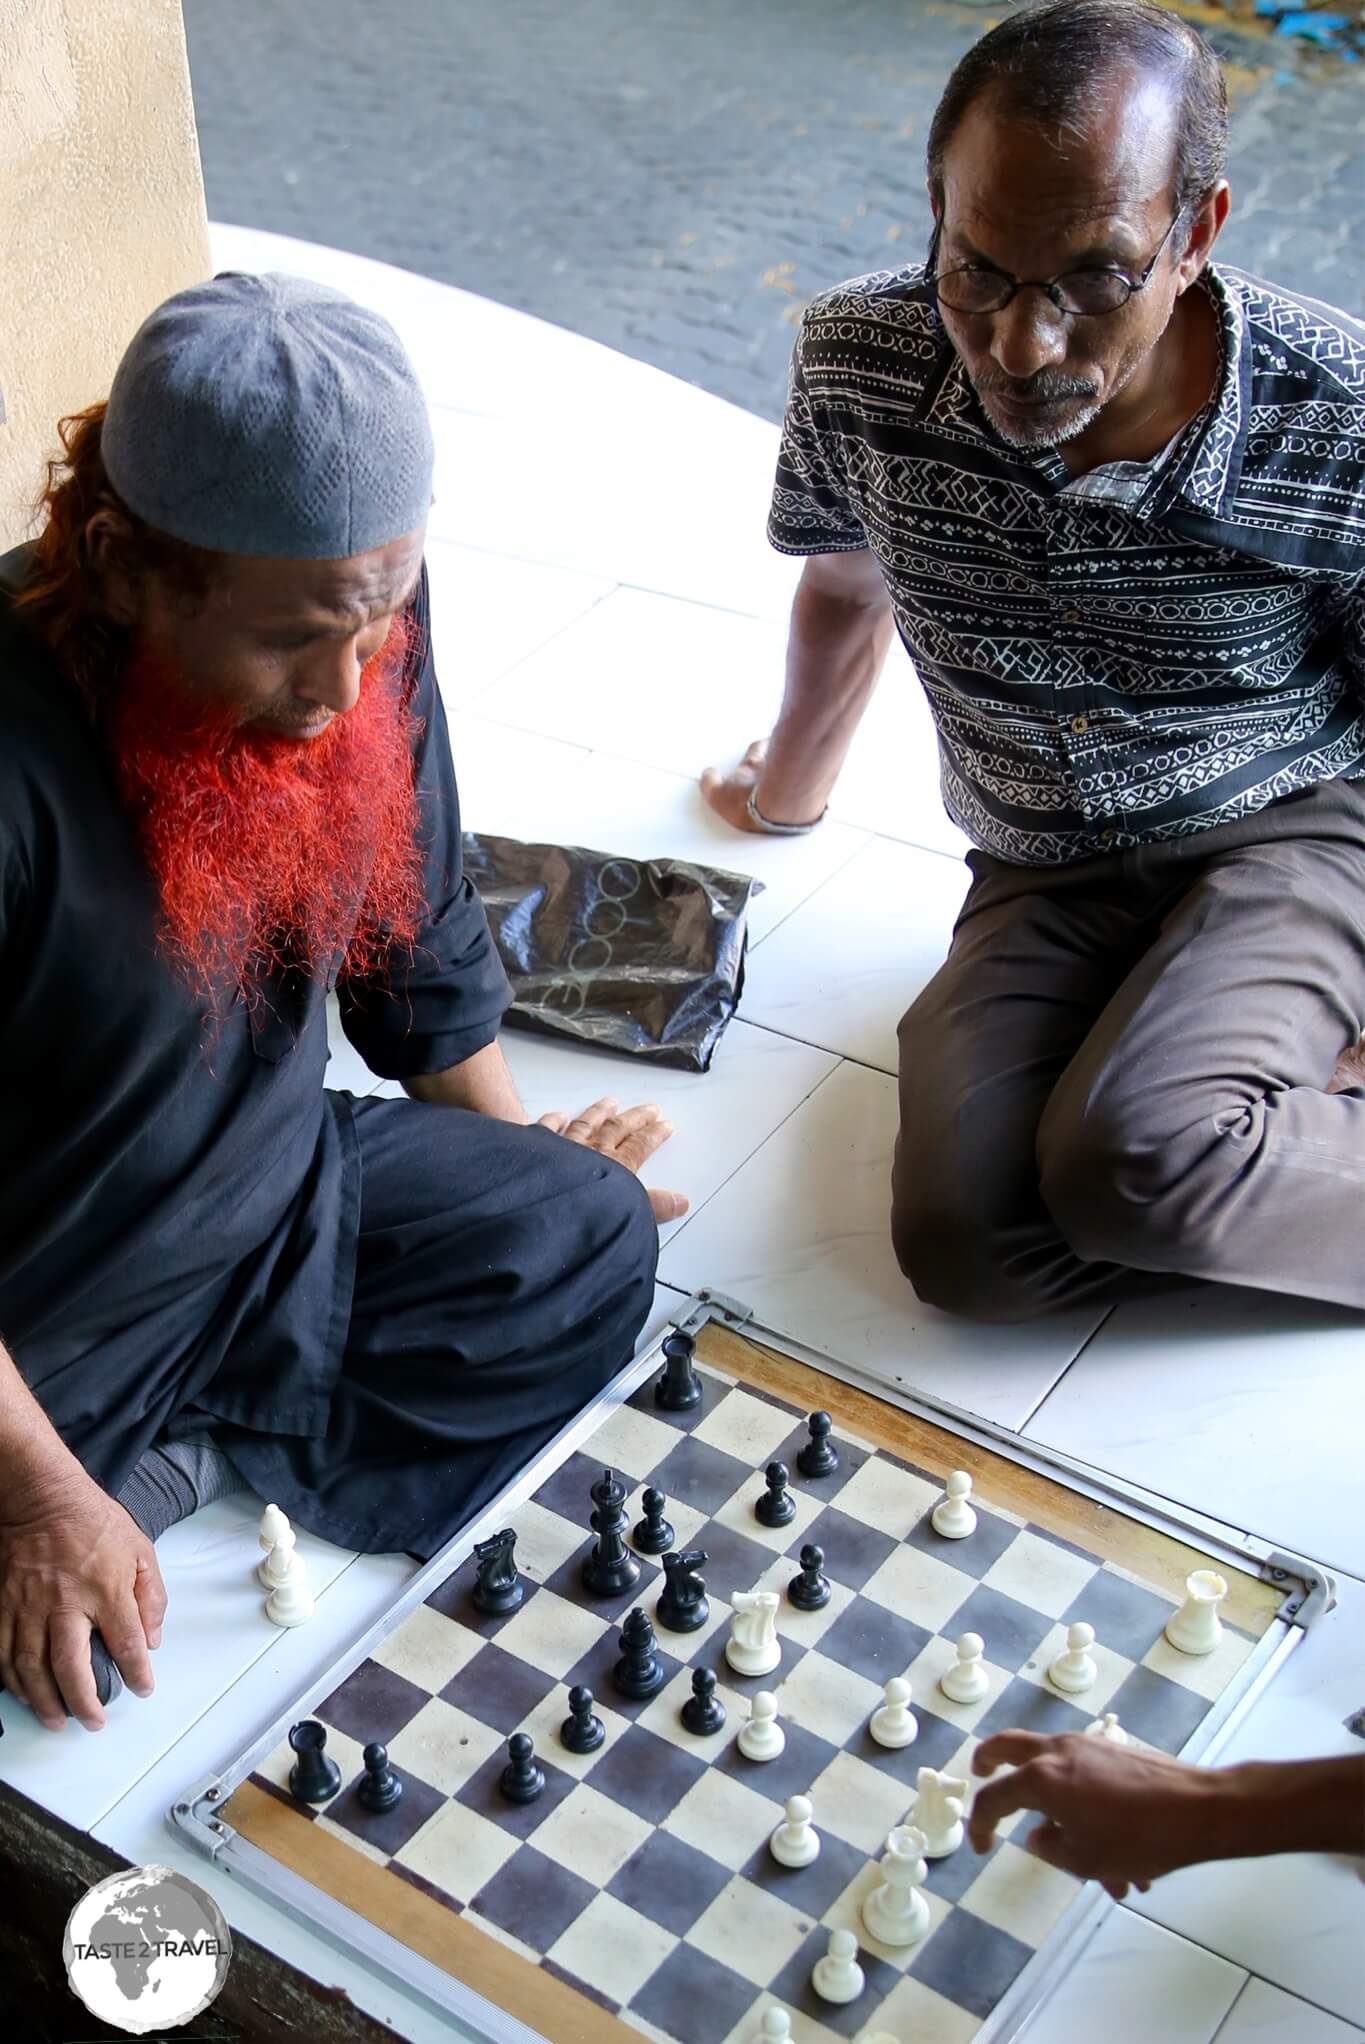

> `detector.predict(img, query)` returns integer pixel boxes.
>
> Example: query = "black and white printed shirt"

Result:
[769,262,1365,865]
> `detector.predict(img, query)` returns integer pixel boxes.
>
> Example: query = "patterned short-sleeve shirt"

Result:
[769,261,1365,865]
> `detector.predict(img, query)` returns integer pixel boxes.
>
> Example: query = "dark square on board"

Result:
[586,1723,709,1826]
[324,1765,447,1858]
[847,1706,968,1786]
[1107,1664,1210,1754]
[974,1674,1093,1744]
[530,1448,615,1526]
[626,1355,729,1432]
[471,1843,596,1950]
[650,1434,755,1518]
[769,1925,901,2038]
[543,1545,663,1609]
[799,1505,899,1591]
[739,1824,867,1921]
[318,1659,430,1746]
[714,1714,840,1806]
[903,1506,1021,1579]
[440,1640,559,1732]
[1060,1570,1181,1663]
[814,1595,933,1688]
[561,1630,687,1721]
[629,1941,757,2043]
[951,1583,1057,1674]
[606,1828,734,1939]
[454,1743,578,1841]
[909,1901,1034,2019]
[424,1567,540,1640]
[687,1519,786,1604]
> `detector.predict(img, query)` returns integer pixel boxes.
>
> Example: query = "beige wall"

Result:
[0,0,210,544]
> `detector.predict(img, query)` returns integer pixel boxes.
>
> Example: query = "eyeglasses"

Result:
[925,212,1182,318]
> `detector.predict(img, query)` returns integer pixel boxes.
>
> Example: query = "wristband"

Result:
[746,788,826,836]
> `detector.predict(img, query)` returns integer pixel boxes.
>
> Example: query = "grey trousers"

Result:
[892,777,1365,1321]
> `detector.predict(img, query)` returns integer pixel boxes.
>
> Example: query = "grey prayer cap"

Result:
[100,271,435,560]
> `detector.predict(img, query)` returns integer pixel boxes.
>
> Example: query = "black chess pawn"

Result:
[560,1683,605,1754]
[287,1719,341,1804]
[632,1487,675,1556]
[613,1607,666,1700]
[500,1732,546,1804]
[680,1667,726,1737]
[357,1741,403,1813]
[788,1542,831,1612]
[582,1468,641,1598]
[654,1330,701,1412]
[471,1526,525,1616]
[797,1410,840,1479]
[656,1548,709,1633]
[755,1460,797,1529]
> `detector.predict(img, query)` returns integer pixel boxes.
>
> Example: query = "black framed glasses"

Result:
[925,211,1182,318]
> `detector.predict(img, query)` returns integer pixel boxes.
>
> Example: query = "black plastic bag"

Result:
[463,832,759,1072]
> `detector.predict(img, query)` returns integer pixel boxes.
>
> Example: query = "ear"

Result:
[1176,182,1230,291]
[84,510,143,627]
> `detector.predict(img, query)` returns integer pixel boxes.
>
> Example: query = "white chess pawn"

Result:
[940,1631,990,1705]
[769,1793,819,1867]
[869,1675,918,1749]
[726,1589,782,1677]
[811,1927,864,2004]
[1085,1712,1130,1746]
[1165,1570,1228,1656]
[739,1690,785,1762]
[910,1765,967,1856]
[1049,1620,1098,1695]
[259,1523,298,1591]
[931,1470,977,1539]
[265,1544,315,1627]
[861,1823,931,1947]
[755,2011,792,2043]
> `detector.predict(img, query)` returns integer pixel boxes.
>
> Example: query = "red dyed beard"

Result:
[110,615,428,1011]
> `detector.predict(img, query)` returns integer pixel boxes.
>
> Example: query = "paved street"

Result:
[182,0,1362,420]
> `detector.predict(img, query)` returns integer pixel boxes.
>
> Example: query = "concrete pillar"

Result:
[1,0,211,542]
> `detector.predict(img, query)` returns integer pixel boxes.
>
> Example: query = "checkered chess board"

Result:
[224,1327,1285,2044]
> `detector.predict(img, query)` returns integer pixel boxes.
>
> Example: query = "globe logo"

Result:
[62,1864,232,2034]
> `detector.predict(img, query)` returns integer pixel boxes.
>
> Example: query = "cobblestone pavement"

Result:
[183,0,1363,421]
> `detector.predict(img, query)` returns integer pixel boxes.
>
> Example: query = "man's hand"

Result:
[538,1096,688,1224]
[701,739,779,834]
[0,1476,166,1732]
[969,1732,1227,1899]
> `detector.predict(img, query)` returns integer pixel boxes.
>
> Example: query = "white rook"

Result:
[1165,1569,1228,1656]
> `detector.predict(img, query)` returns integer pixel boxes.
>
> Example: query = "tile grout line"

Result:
[656,1053,852,1262]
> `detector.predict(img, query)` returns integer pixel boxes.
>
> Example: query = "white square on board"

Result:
[686,1873,813,1988]
[546,1890,679,2006]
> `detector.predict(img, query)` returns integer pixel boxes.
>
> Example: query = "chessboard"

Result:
[199,1312,1301,2044]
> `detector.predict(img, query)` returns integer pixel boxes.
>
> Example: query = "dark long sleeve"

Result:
[336,563,512,1079]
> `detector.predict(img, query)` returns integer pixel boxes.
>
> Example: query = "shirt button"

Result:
[1062,608,1081,624]
[1070,714,1089,735]
[1099,824,1117,843]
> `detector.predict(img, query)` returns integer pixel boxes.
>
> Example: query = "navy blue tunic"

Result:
[0,546,655,1552]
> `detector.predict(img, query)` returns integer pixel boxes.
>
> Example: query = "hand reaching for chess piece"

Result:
[535,1097,687,1224]
[969,1731,1365,1901]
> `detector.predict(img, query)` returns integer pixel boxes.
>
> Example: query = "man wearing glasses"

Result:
[704,0,1365,1318]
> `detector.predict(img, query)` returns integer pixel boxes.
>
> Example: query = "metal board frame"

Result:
[171,1291,1334,2043]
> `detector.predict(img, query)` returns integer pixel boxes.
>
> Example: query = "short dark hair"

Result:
[926,0,1228,219]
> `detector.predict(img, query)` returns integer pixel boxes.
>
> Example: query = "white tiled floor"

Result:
[1026,1284,1365,1580]
[4,226,1360,2044]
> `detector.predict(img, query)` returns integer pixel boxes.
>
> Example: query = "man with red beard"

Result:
[0,273,677,1733]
